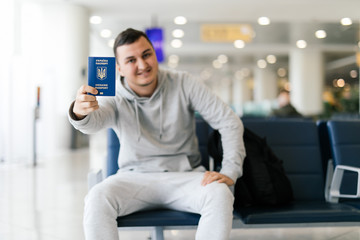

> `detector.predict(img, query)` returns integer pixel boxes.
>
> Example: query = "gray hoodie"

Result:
[69,68,245,182]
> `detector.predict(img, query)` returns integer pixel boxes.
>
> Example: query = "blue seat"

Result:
[238,119,360,224]
[326,120,360,207]
[91,117,360,239]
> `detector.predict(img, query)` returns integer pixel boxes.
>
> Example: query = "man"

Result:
[69,28,245,240]
[270,89,302,118]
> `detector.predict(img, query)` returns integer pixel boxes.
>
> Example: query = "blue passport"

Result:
[88,57,116,96]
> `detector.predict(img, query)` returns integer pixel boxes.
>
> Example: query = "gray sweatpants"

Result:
[84,171,234,240]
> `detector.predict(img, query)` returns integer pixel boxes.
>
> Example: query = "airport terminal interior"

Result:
[1,0,360,239]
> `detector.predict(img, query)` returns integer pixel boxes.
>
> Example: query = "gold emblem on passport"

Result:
[97,66,107,80]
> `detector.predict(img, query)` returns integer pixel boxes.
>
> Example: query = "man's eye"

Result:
[128,59,135,63]
[143,53,151,58]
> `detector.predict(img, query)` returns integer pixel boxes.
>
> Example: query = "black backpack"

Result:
[208,127,293,209]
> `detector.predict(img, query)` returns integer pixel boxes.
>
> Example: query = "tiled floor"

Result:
[1,149,359,240]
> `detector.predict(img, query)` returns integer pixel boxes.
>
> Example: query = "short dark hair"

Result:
[113,28,153,60]
[279,89,290,94]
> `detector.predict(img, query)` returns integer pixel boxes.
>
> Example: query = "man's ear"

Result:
[116,63,124,77]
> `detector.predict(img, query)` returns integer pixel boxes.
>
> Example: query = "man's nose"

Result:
[138,58,148,69]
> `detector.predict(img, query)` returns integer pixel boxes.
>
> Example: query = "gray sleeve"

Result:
[183,74,246,183]
[68,98,118,135]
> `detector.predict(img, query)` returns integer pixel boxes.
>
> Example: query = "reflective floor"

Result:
[1,149,359,240]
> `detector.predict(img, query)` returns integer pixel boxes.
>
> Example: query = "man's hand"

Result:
[201,171,234,186]
[73,85,99,120]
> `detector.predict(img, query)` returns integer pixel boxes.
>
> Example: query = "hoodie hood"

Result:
[118,70,166,141]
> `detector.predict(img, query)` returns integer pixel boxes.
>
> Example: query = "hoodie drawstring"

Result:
[132,89,164,142]
[159,91,163,140]
[134,99,141,142]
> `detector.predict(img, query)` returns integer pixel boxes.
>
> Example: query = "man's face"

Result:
[116,36,158,95]
[278,92,290,107]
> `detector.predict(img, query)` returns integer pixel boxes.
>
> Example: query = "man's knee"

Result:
[201,182,234,208]
[85,182,119,216]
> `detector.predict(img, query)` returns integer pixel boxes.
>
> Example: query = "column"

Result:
[39,3,89,157]
[253,67,277,102]
[232,71,252,116]
[289,48,324,116]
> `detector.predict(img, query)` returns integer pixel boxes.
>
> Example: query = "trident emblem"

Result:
[97,67,107,80]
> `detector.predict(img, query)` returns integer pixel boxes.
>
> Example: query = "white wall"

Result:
[1,1,89,164]
[0,0,15,162]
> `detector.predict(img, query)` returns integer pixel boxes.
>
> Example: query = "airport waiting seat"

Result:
[88,118,360,240]
[327,120,360,207]
[237,119,360,225]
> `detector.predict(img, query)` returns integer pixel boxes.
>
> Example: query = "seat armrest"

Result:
[324,159,334,202]
[329,164,360,203]
[88,169,104,190]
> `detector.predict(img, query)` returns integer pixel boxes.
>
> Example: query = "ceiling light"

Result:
[258,17,270,26]
[296,40,307,49]
[174,16,187,25]
[332,79,338,87]
[315,30,327,39]
[257,59,267,69]
[171,39,183,48]
[90,16,102,24]
[168,54,179,64]
[172,29,184,38]
[235,68,251,79]
[341,18,352,26]
[350,70,358,78]
[266,55,277,64]
[234,40,245,48]
[337,78,345,87]
[100,29,112,38]
[217,54,228,64]
[168,61,178,69]
[212,59,222,69]
[277,68,287,77]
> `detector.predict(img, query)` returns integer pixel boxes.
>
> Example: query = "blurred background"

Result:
[1,1,360,239]
[0,0,359,172]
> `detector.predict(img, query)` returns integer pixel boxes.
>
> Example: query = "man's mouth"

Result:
[137,67,152,76]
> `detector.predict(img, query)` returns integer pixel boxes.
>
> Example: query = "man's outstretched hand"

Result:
[73,85,99,120]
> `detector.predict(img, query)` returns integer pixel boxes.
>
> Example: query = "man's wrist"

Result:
[69,101,86,121]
